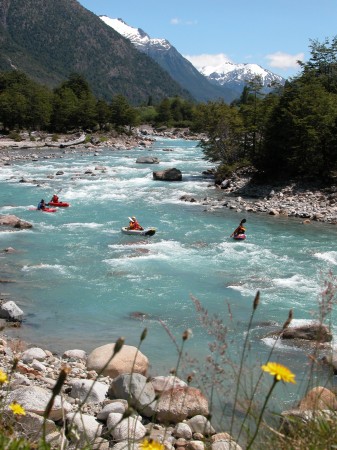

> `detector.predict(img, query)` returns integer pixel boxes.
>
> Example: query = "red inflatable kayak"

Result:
[48,201,70,207]
[29,208,57,213]
[233,234,246,240]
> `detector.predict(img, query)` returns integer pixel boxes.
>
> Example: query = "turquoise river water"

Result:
[0,137,336,427]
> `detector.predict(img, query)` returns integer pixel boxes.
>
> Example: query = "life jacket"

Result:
[52,195,59,202]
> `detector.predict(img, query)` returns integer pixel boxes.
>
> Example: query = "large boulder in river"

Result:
[281,323,332,342]
[153,167,182,181]
[86,343,148,378]
[136,156,159,164]
[0,300,24,321]
[0,214,32,229]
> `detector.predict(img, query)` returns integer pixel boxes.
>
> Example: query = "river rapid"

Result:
[0,137,337,423]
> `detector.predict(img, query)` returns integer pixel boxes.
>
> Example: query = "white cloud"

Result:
[184,53,232,70]
[170,17,198,26]
[265,51,305,70]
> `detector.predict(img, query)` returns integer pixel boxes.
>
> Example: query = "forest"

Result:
[1,38,337,181]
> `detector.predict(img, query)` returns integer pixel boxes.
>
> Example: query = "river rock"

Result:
[0,214,32,229]
[148,386,209,423]
[150,375,187,393]
[6,386,72,421]
[21,347,47,363]
[66,412,103,445]
[136,156,159,164]
[0,300,24,322]
[97,400,128,420]
[63,349,87,360]
[69,378,108,403]
[173,422,193,439]
[297,386,337,410]
[108,373,156,416]
[4,411,57,440]
[86,343,149,378]
[281,323,332,342]
[187,415,215,435]
[110,416,146,441]
[153,168,182,181]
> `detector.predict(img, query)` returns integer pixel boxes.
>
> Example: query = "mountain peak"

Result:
[100,16,171,51]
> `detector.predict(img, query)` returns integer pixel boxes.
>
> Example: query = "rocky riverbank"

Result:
[0,329,336,450]
[185,169,337,225]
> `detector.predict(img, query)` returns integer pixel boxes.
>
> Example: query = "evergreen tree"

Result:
[195,101,244,167]
[110,94,139,130]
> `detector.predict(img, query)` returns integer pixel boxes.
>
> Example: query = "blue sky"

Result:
[78,0,337,79]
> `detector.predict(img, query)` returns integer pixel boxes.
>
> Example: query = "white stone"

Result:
[97,402,127,421]
[21,348,47,363]
[69,379,108,403]
[0,300,24,321]
[6,386,72,421]
[111,416,146,442]
[66,412,102,445]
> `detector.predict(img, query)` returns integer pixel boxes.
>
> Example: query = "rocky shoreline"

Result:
[183,169,337,225]
[0,327,336,449]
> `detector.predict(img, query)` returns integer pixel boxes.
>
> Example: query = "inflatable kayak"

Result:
[29,208,57,213]
[48,201,70,207]
[121,227,156,236]
[233,234,246,240]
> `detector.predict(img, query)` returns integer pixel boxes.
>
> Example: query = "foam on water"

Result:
[314,251,337,265]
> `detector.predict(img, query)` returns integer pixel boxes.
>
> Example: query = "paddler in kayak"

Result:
[50,194,59,203]
[128,216,144,231]
[37,199,46,210]
[230,218,246,238]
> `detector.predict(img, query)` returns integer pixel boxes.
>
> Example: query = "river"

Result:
[0,137,336,428]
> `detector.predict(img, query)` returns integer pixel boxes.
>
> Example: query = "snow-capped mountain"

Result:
[100,16,235,102]
[100,17,171,53]
[100,16,284,102]
[200,61,285,96]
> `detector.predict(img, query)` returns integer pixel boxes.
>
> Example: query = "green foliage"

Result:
[194,101,245,165]
[137,106,158,124]
[7,131,22,141]
[154,97,196,127]
[110,94,140,130]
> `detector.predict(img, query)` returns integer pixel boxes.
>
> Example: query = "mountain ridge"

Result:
[100,16,237,103]
[0,0,192,104]
[101,17,285,102]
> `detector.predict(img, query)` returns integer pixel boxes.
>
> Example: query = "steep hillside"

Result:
[101,17,237,103]
[0,0,192,104]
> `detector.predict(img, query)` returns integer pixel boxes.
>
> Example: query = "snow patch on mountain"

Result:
[199,61,284,87]
[100,16,171,51]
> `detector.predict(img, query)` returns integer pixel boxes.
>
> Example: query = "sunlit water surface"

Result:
[0,138,336,427]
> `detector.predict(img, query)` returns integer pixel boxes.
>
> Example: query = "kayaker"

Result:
[230,218,246,237]
[50,194,59,203]
[37,199,46,210]
[128,216,143,230]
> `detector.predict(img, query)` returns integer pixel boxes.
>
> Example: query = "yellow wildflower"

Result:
[9,402,26,415]
[0,370,8,384]
[139,439,165,450]
[261,362,296,384]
